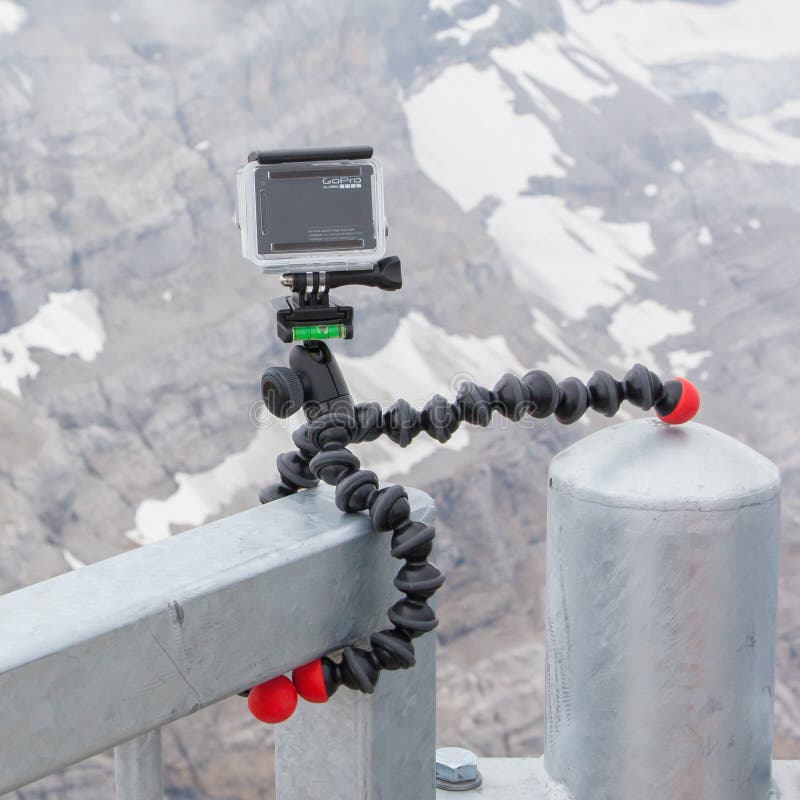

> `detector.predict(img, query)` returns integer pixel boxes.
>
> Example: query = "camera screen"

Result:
[255,164,377,257]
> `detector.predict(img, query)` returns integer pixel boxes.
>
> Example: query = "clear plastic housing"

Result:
[236,157,386,273]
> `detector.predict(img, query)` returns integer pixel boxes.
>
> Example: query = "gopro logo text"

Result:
[322,176,363,189]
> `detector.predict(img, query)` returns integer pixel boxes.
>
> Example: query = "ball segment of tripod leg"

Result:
[247,675,298,723]
[292,659,330,703]
[656,378,700,425]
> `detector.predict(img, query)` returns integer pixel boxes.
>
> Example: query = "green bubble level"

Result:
[291,324,346,341]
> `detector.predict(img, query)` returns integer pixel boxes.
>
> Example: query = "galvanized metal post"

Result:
[544,419,781,800]
[275,629,436,800]
[114,728,163,800]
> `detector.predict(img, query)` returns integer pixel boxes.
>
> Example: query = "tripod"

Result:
[241,258,700,723]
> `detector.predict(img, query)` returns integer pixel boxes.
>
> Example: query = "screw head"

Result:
[435,747,482,790]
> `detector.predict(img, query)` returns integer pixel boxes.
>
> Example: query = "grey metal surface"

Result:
[0,485,434,795]
[114,729,163,800]
[544,419,781,800]
[276,633,436,800]
[434,758,800,799]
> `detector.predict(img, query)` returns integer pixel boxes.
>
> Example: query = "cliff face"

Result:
[2,0,800,796]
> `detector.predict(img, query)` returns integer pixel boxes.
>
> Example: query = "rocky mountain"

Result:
[2,0,800,796]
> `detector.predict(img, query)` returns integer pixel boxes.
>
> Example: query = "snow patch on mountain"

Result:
[668,348,712,376]
[770,99,800,124]
[608,300,694,368]
[563,0,800,84]
[532,309,584,372]
[0,1,26,35]
[694,111,800,167]
[491,34,617,113]
[339,311,524,403]
[558,0,800,169]
[62,549,87,571]
[126,422,294,545]
[404,62,569,212]
[437,3,499,46]
[404,58,656,321]
[489,197,655,319]
[125,312,522,544]
[697,226,713,247]
[0,290,106,397]
[429,0,464,12]
[362,430,470,482]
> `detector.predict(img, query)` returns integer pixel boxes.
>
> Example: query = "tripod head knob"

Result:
[262,366,304,418]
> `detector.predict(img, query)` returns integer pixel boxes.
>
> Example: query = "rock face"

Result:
[2,0,800,796]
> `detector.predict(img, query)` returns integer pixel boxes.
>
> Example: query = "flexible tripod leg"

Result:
[356,364,700,450]
[258,424,320,504]
[247,411,443,721]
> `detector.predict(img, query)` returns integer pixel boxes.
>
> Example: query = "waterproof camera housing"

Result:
[236,146,386,273]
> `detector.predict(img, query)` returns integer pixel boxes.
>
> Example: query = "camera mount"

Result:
[273,256,402,343]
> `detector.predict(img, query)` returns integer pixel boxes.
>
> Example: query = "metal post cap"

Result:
[548,418,780,511]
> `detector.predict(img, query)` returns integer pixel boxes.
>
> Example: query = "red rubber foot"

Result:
[247,675,298,723]
[658,377,700,425]
[292,659,330,703]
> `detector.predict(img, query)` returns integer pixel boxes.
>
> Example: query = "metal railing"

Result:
[0,486,437,799]
[2,419,798,800]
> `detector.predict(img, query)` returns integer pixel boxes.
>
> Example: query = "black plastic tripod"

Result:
[242,313,699,721]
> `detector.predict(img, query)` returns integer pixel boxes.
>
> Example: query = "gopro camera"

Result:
[236,146,386,273]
